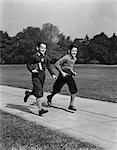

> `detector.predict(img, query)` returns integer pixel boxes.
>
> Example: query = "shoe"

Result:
[38,109,48,116]
[68,105,77,111]
[47,95,52,107]
[24,91,30,103]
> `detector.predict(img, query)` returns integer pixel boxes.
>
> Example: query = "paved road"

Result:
[0,85,117,150]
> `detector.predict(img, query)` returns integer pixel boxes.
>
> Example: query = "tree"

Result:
[1,24,116,64]
[88,32,109,64]
[108,33,117,64]
[0,31,12,64]
[41,23,60,43]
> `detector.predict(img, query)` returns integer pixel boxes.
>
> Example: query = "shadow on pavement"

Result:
[51,105,74,113]
[12,101,74,114]
[41,102,74,113]
[30,102,74,113]
[6,103,39,116]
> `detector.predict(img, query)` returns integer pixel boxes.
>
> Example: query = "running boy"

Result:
[47,44,78,111]
[24,42,57,116]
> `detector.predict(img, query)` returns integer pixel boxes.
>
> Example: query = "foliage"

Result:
[89,60,100,64]
[0,110,102,150]
[0,23,117,64]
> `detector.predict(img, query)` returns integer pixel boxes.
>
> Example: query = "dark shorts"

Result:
[53,73,77,94]
[32,72,45,98]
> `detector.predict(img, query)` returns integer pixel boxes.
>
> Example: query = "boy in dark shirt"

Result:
[24,42,57,116]
[47,44,78,111]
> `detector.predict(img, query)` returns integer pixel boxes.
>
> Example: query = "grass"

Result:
[0,109,103,150]
[0,64,117,103]
[0,65,113,150]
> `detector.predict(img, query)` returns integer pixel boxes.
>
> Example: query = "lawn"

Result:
[0,109,103,150]
[0,64,117,103]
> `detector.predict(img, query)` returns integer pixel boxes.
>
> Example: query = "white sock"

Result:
[36,97,42,111]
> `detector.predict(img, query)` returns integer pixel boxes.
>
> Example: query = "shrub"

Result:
[14,55,25,64]
[89,60,100,64]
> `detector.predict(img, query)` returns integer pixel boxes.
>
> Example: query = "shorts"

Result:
[53,73,77,94]
[32,71,45,98]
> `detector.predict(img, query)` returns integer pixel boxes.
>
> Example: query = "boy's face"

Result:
[37,43,47,55]
[71,47,78,57]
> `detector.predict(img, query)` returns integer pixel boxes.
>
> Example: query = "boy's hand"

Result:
[52,75,57,80]
[62,71,68,77]
[72,71,77,76]
[32,69,38,73]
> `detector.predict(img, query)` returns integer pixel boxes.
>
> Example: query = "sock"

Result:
[36,97,42,111]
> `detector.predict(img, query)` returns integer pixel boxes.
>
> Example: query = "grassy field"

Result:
[0,109,103,150]
[0,64,117,103]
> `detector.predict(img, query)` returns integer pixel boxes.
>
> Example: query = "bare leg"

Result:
[70,94,75,106]
[68,94,77,111]
[36,97,42,112]
[36,97,48,116]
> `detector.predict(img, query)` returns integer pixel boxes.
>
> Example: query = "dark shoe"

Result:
[38,109,48,116]
[68,105,77,111]
[24,91,30,103]
[47,95,52,107]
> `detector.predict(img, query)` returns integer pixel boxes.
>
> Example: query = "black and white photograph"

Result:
[0,0,117,149]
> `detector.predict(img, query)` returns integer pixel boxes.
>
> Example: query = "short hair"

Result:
[69,44,78,51]
[36,41,47,48]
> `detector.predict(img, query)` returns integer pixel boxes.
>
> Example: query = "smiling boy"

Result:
[47,44,78,111]
[24,42,57,116]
